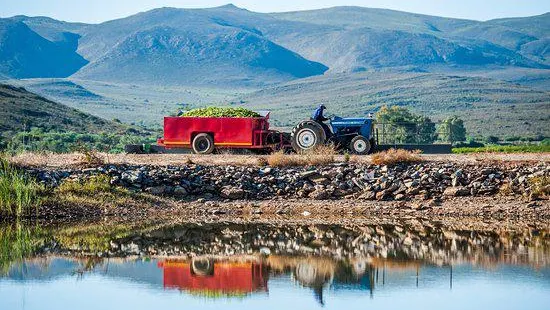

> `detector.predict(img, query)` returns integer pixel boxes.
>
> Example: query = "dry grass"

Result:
[78,149,105,166]
[371,149,423,166]
[267,145,337,167]
[528,176,550,198]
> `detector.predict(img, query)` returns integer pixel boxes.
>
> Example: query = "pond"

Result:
[1,220,549,309]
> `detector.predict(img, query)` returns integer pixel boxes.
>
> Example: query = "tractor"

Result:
[290,115,376,154]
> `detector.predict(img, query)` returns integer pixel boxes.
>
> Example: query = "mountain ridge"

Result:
[0,5,547,85]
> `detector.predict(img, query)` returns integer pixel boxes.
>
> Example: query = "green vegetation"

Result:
[0,84,157,154]
[0,156,41,217]
[452,144,550,154]
[4,128,156,154]
[0,223,46,275]
[181,107,261,118]
[376,106,437,144]
[439,116,467,143]
[50,174,140,209]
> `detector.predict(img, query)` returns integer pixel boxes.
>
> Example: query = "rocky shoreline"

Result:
[31,161,549,202]
[25,220,550,266]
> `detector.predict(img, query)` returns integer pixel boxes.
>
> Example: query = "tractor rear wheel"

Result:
[192,133,214,154]
[350,135,371,155]
[291,121,326,153]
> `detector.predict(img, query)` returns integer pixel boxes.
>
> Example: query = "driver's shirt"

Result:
[312,107,326,122]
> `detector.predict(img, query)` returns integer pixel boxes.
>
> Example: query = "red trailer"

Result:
[156,112,287,154]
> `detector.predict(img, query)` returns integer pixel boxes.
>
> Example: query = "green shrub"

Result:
[452,144,550,154]
[0,156,41,217]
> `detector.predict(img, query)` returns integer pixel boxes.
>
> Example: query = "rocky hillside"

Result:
[238,71,550,137]
[0,83,124,137]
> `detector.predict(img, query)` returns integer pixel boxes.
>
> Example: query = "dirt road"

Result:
[10,152,550,168]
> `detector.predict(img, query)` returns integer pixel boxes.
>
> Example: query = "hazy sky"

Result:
[1,0,549,23]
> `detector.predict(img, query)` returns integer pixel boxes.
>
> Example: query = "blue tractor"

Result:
[290,110,376,155]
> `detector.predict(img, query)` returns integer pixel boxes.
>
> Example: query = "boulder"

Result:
[443,186,470,197]
[220,187,245,199]
[310,189,330,200]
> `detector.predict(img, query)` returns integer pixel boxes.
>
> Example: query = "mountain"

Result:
[70,5,328,86]
[0,83,125,137]
[265,7,547,72]
[0,19,87,78]
[2,5,548,86]
[236,72,550,138]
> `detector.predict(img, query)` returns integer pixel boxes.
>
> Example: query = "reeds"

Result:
[0,156,41,217]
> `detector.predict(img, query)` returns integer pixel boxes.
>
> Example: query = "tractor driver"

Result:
[312,104,331,137]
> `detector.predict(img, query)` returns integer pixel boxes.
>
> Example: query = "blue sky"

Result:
[1,0,549,23]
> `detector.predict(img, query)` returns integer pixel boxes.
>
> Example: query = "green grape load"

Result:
[181,107,261,118]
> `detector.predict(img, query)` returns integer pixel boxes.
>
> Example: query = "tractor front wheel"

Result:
[350,135,371,155]
[291,121,326,153]
[192,133,214,154]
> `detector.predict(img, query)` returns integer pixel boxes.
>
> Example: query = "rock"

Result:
[443,186,470,197]
[220,187,245,199]
[121,171,142,183]
[403,237,413,246]
[311,177,330,185]
[301,170,320,178]
[121,242,140,255]
[302,211,311,216]
[394,194,405,200]
[145,186,167,195]
[261,167,272,175]
[376,190,391,201]
[259,247,271,255]
[310,189,329,200]
[173,186,188,197]
[359,191,376,200]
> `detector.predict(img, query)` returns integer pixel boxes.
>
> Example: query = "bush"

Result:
[371,149,422,166]
[486,136,500,144]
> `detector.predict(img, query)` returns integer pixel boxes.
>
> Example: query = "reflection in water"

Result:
[1,220,550,309]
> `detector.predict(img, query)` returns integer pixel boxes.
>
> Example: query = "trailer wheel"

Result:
[192,133,214,154]
[191,258,214,276]
[291,121,326,153]
[350,135,371,155]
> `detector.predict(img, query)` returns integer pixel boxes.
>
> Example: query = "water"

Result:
[1,220,549,309]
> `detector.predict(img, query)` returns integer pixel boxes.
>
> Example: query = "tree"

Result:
[438,116,466,143]
[376,106,436,144]
[486,136,499,144]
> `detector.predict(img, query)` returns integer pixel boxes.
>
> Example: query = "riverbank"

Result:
[2,153,549,222]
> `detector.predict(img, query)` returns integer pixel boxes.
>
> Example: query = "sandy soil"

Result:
[10,152,550,168]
